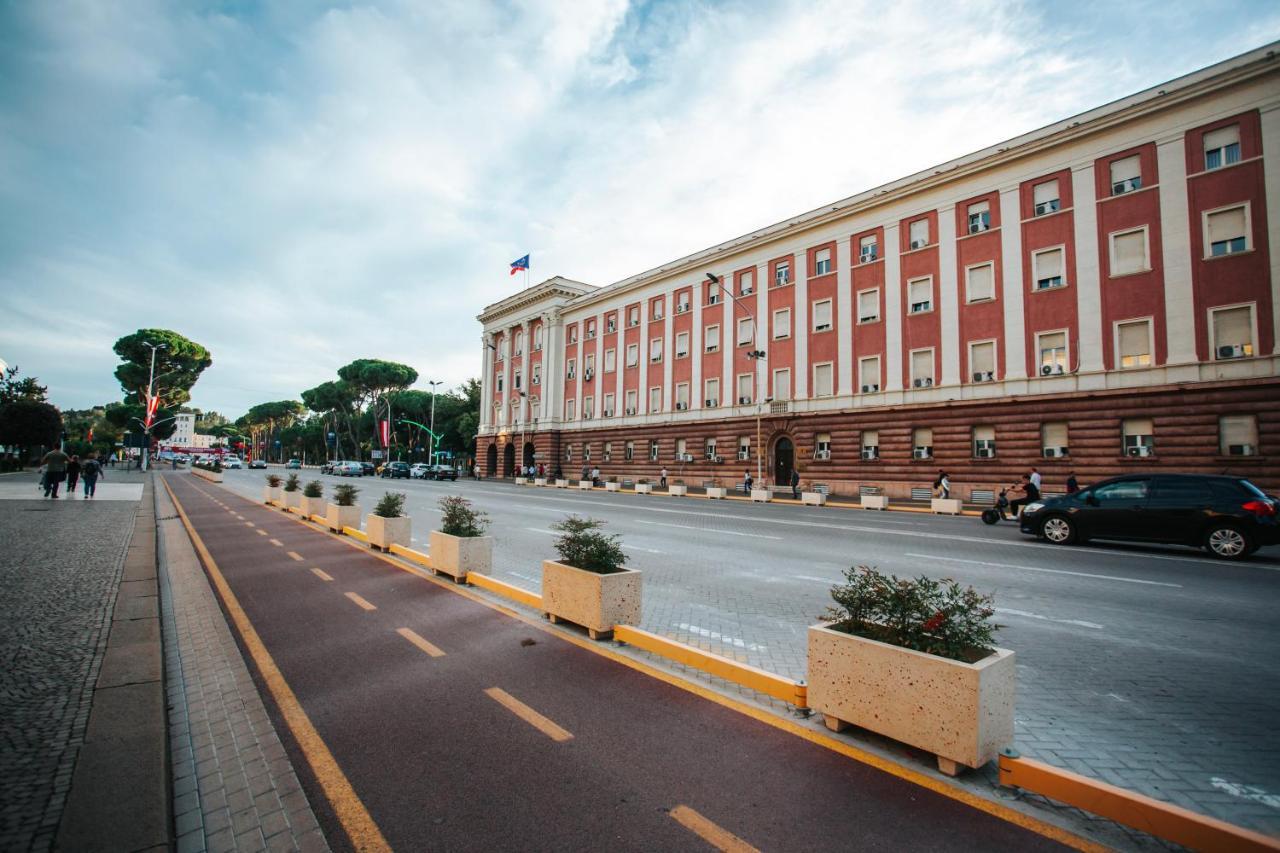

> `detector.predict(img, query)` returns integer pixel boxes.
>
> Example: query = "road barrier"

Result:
[388,543,432,569]
[467,572,543,610]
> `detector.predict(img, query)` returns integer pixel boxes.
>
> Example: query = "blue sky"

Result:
[1,0,1277,416]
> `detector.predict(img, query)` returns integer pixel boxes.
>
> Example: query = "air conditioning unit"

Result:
[859,251,877,263]
[910,239,927,249]
[860,315,878,323]
[714,455,724,464]
[708,294,720,305]
[676,303,689,314]
[1043,446,1069,458]
[861,448,879,460]
[969,222,988,234]
[675,402,688,411]
[972,371,994,383]
[625,407,636,416]
[911,301,931,312]
[738,396,751,405]
[680,453,694,462]
[1218,344,1245,359]
[975,447,994,459]
[1040,364,1065,376]
[603,409,613,417]
[1128,445,1153,458]
[607,322,616,332]
[737,450,750,461]
[705,399,718,407]
[584,369,594,380]
[1228,444,1255,456]
[913,446,932,459]
[1035,200,1059,216]
[861,384,879,393]
[913,377,933,388]
[814,449,831,460]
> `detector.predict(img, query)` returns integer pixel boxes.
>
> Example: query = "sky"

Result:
[1,0,1277,419]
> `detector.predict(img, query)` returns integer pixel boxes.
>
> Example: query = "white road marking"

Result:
[1209,778,1280,810]
[505,571,540,583]
[675,623,767,652]
[791,575,835,584]
[995,607,1103,630]
[520,526,663,553]
[904,553,1182,588]
[635,519,782,540]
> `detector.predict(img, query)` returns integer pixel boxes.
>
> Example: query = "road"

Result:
[216,467,1280,836]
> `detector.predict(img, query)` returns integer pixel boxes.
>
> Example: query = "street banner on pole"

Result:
[380,419,390,448]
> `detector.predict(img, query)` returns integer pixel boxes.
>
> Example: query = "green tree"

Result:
[0,399,61,462]
[336,359,417,458]
[301,380,358,459]
[0,365,48,405]
[112,329,212,411]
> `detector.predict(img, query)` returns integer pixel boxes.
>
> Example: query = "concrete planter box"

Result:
[751,488,771,503]
[301,495,326,519]
[668,485,688,496]
[861,494,889,510]
[706,487,728,499]
[283,490,302,510]
[534,477,548,487]
[931,498,963,515]
[635,483,653,494]
[192,468,223,483]
[604,482,621,492]
[428,531,491,582]
[808,622,1015,776]
[578,480,593,490]
[555,479,569,488]
[264,486,282,504]
[802,491,827,506]
[366,514,411,551]
[326,503,361,533]
[515,477,528,485]
[541,559,641,641]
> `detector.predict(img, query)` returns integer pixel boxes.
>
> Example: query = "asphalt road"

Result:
[166,473,1074,851]
[214,467,1280,836]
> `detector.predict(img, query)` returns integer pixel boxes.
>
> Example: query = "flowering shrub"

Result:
[824,566,999,663]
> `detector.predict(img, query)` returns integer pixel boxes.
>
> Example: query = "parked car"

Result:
[321,460,337,474]
[1020,473,1278,560]
[428,464,459,481]
[222,455,243,469]
[360,462,376,477]
[380,461,411,479]
[334,461,363,476]
[285,458,302,469]
[249,459,267,469]
[409,463,430,479]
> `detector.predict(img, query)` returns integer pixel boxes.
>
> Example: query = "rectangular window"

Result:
[628,307,639,327]
[913,428,933,460]
[1211,305,1254,359]
[650,338,663,362]
[812,299,833,331]
[1033,179,1060,215]
[566,358,575,379]
[534,326,544,350]
[737,436,751,461]
[625,343,639,368]
[674,383,690,409]
[814,433,831,460]
[739,270,755,295]
[583,395,593,419]
[1220,414,1258,456]
[625,389,637,415]
[707,282,721,305]
[773,308,791,339]
[677,292,690,313]
[1109,155,1142,194]
[565,399,575,421]
[604,348,616,373]
[652,299,664,320]
[812,362,834,397]
[603,392,615,417]
[588,319,597,337]
[859,234,878,263]
[1205,206,1248,257]
[1110,228,1148,276]
[1032,247,1065,290]
[861,430,880,460]
[774,261,791,287]
[649,387,661,413]
[675,438,687,459]
[908,219,929,249]
[568,326,578,344]
[910,349,934,387]
[1117,319,1152,368]
[1204,124,1241,170]
[496,375,504,393]
[908,278,932,313]
[705,325,720,352]
[514,371,522,389]
[814,248,832,275]
[675,332,689,358]
[973,425,996,458]
[737,317,754,346]
[649,440,659,462]
[970,341,995,382]
[736,374,752,404]
[625,440,634,461]
[583,443,590,461]
[967,201,991,234]
[532,365,541,385]
[704,438,717,460]
[585,353,595,373]
[1123,418,1154,457]
[1042,422,1069,458]
[859,356,880,393]
[857,289,879,323]
[773,368,791,400]
[965,263,994,302]
[603,441,612,461]
[704,378,720,407]
[1037,331,1068,375]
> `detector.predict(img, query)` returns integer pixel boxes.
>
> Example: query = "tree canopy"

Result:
[0,399,61,452]
[113,329,212,410]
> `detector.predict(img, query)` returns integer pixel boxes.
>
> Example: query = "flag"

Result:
[509,254,530,276]
[88,427,94,442]
[380,419,390,448]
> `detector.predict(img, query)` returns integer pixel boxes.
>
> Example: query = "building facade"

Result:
[476,46,1280,498]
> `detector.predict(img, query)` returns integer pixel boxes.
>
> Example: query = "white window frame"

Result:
[1201,202,1251,259]
[964,262,995,303]
[628,306,639,327]
[603,392,615,417]
[704,324,720,353]
[650,337,663,363]
[812,362,834,397]
[1114,317,1154,369]
[1109,155,1142,195]
[967,201,991,234]
[858,356,880,393]
[772,308,792,340]
[735,373,753,404]
[1031,245,1068,291]
[1204,124,1242,171]
[968,339,997,383]
[652,299,664,320]
[1035,329,1071,376]
[1208,302,1257,360]
[1219,414,1259,457]
[857,288,880,324]
[772,368,791,400]
[813,247,833,275]
[604,348,616,373]
[625,343,639,368]
[675,331,690,358]
[704,378,720,407]
[908,218,929,249]
[909,348,935,388]
[1108,226,1150,277]
[649,440,660,462]
[649,386,662,413]
[738,270,755,295]
[858,234,879,263]
[773,260,791,287]
[674,383,690,410]
[624,440,635,461]
[737,317,755,346]
[582,395,593,419]
[907,277,933,314]
[812,298,833,332]
[625,389,637,415]
[1032,179,1061,216]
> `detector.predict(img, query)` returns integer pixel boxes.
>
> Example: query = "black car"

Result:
[381,461,411,479]
[360,462,375,477]
[428,464,458,481]
[1020,473,1278,559]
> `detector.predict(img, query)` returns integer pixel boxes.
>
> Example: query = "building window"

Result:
[625,343,639,368]
[1109,155,1142,194]
[649,440,660,462]
[812,363,834,397]
[649,386,661,413]
[967,201,991,234]
[650,338,663,363]
[859,356,880,393]
[583,443,591,461]
[514,331,523,354]
[675,438,687,460]
[652,299,664,320]
[564,444,572,463]
[587,320,597,338]
[705,325,720,353]
[774,260,791,287]
[704,438,717,460]
[583,395,593,419]
[969,340,996,383]
[1122,418,1154,457]
[674,383,690,410]
[565,359,575,379]
[739,270,755,295]
[565,399,575,421]
[910,349,934,388]
[737,317,754,346]
[514,371,522,389]
[1117,319,1153,368]
[1032,247,1065,290]
[1033,179,1060,216]
[908,218,929,249]
[1220,414,1258,456]
[603,392,615,417]
[704,378,720,407]
[497,376,504,392]
[627,307,639,328]
[1211,304,1254,359]
[603,441,612,461]
[814,433,831,460]
[736,374,752,405]
[1205,205,1248,257]
[859,234,878,263]
[568,327,577,344]
[604,348,616,373]
[857,289,879,323]
[814,248,832,275]
[912,428,933,460]
[625,440,635,461]
[861,430,880,460]
[585,353,595,375]
[706,281,721,305]
[973,425,996,458]
[965,263,994,303]
[737,436,751,461]
[625,389,637,415]
[1110,228,1149,276]
[773,308,791,339]
[532,365,541,386]
[675,331,690,358]
[1037,331,1069,375]
[677,293,690,313]
[812,299,833,332]
[1204,124,1241,170]
[773,368,791,400]
[1042,422,1069,458]
[534,326,544,350]
[908,278,933,313]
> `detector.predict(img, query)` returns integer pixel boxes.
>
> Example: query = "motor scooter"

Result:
[981,486,1015,525]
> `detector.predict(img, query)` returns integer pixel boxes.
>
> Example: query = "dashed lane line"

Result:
[634,519,782,540]
[903,553,1182,588]
[995,607,1104,630]
[520,526,663,553]
[256,529,268,536]
[244,521,255,528]
[311,568,334,582]
[344,592,377,611]
[396,627,446,658]
[269,538,284,547]
[483,687,573,742]
[670,805,759,853]
[287,551,304,562]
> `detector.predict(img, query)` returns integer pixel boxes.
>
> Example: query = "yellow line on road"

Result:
[670,805,759,853]
[345,592,377,611]
[396,627,445,658]
[287,551,304,562]
[269,538,284,547]
[160,477,390,853]
[311,568,334,582]
[483,687,573,742]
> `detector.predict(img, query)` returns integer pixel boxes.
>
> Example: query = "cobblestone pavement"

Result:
[156,477,329,853]
[0,475,139,852]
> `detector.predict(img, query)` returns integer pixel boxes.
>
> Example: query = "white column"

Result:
[611,310,623,415]
[1157,136,1196,364]
[794,252,809,398]
[573,322,584,423]
[836,239,854,396]
[755,263,768,401]
[520,319,532,423]
[639,305,650,413]
[883,225,903,391]
[1260,105,1280,354]
[721,277,733,407]
[1071,165,1104,372]
[999,188,1028,378]
[480,333,494,430]
[691,289,703,410]
[937,205,960,387]
[541,314,560,428]
[662,298,674,411]
[500,330,512,428]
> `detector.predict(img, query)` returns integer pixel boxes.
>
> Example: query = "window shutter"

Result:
[1036,248,1063,278]
[909,279,930,303]
[912,350,932,379]
[774,369,790,399]
[862,430,879,448]
[968,200,990,216]
[1204,125,1240,151]
[1123,418,1153,436]
[775,309,791,338]
[814,364,832,396]
[1207,208,1246,243]
[813,301,832,328]
[1219,415,1258,453]
[1118,321,1149,358]
[909,220,928,244]
[914,428,933,446]
[974,425,995,442]
[860,235,876,251]
[967,265,993,300]
[1213,306,1252,347]
[971,342,995,374]
[1042,422,1068,448]
[1109,155,1140,184]
[1112,231,1146,275]
[650,339,662,359]
[1033,180,1058,205]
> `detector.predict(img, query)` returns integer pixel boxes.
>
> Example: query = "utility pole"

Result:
[140,341,167,472]
[426,380,442,465]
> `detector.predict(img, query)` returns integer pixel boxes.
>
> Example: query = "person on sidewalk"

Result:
[41,448,70,498]
[937,471,951,499]
[81,455,103,499]
[1029,466,1042,491]
[1066,471,1079,494]
[790,468,801,499]
[743,470,753,494]
[65,455,82,495]
[660,467,668,488]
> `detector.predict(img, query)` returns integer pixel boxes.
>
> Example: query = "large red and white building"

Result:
[476,46,1280,497]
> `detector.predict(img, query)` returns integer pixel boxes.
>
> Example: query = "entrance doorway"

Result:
[773,436,794,487]
[523,441,535,470]
[503,443,515,477]
[486,443,497,477]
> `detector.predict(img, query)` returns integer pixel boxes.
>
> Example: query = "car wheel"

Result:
[1204,524,1253,560]
[1040,515,1076,545]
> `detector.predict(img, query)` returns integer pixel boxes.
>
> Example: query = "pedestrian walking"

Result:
[660,467,668,488]
[790,467,801,499]
[65,455,82,494]
[581,464,589,482]
[743,470,753,494]
[41,448,70,498]
[591,466,600,486]
[1065,471,1079,494]
[936,471,951,499]
[81,455,103,498]
[1029,466,1042,490]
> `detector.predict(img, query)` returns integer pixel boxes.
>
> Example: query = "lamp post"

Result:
[426,380,442,464]
[706,273,766,484]
[139,341,167,471]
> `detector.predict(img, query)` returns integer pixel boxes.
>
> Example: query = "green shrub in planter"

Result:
[374,492,406,518]
[266,474,282,488]
[212,459,223,473]
[550,515,626,574]
[283,473,300,492]
[303,480,323,498]
[333,484,359,506]
[439,495,488,537]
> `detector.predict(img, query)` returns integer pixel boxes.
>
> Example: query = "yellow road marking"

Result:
[269,538,284,547]
[483,687,573,742]
[345,592,377,611]
[257,529,268,536]
[311,568,334,582]
[287,551,304,562]
[670,805,759,853]
[396,627,445,658]
[160,478,390,852]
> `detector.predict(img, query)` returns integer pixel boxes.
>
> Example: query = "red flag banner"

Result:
[380,419,390,448]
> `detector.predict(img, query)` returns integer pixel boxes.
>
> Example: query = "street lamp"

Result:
[426,380,443,464]
[706,273,767,484]
[139,341,167,472]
